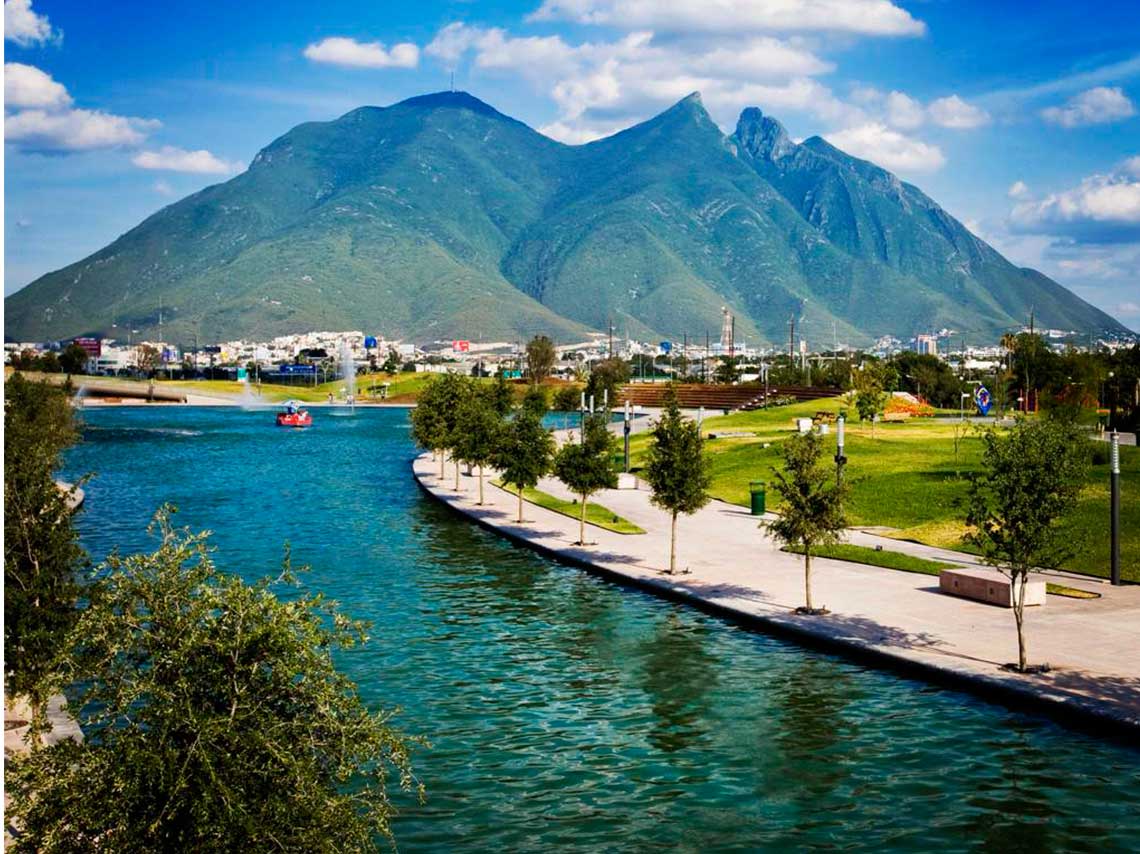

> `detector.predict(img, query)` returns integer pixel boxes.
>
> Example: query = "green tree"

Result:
[6,514,422,852]
[4,375,85,723]
[382,347,401,374]
[644,391,711,573]
[451,388,504,505]
[585,357,630,409]
[134,343,161,376]
[493,411,556,523]
[767,431,848,614]
[410,372,465,478]
[553,414,618,546]
[552,385,581,412]
[965,419,1089,672]
[489,373,515,416]
[59,342,90,375]
[525,335,557,385]
[853,362,888,437]
[521,384,549,418]
[714,356,740,385]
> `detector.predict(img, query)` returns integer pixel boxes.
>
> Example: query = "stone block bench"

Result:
[939,567,1046,608]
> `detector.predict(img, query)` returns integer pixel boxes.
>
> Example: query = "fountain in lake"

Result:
[338,339,356,413]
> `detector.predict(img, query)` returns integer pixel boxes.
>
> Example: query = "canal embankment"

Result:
[412,452,1140,735]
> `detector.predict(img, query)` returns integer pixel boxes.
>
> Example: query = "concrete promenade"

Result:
[413,452,1140,733]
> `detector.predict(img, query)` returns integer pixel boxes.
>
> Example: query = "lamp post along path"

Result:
[835,415,847,487]
[1111,431,1121,586]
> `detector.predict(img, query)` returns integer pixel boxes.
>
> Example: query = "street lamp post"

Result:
[1111,430,1121,586]
[624,400,632,472]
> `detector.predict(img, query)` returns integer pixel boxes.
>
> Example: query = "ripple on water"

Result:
[64,407,1140,852]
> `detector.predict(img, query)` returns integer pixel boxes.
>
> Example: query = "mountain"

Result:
[5,91,1129,346]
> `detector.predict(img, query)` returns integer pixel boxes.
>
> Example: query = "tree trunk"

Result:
[454,460,460,491]
[579,494,587,546]
[477,465,484,505]
[517,484,524,523]
[439,449,446,478]
[804,548,813,611]
[669,511,678,574]
[1014,571,1028,671]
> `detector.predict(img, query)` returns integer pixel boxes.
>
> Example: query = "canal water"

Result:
[64,406,1140,852]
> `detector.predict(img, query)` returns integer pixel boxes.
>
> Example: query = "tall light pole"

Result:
[1110,430,1121,586]
[624,400,632,472]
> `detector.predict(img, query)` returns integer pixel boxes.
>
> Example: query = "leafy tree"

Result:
[521,384,549,418]
[451,388,504,505]
[965,419,1088,672]
[489,373,515,416]
[493,411,556,523]
[525,335,557,385]
[643,390,711,573]
[552,385,581,412]
[6,514,422,851]
[714,356,740,385]
[59,342,90,375]
[382,347,401,374]
[410,373,466,478]
[553,414,618,546]
[585,357,630,409]
[853,361,888,437]
[4,375,85,722]
[38,351,62,373]
[134,343,161,376]
[768,431,848,614]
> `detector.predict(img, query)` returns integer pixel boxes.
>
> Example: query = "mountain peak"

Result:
[735,107,796,162]
[395,90,504,119]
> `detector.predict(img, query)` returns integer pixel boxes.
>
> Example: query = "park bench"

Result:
[939,567,1045,608]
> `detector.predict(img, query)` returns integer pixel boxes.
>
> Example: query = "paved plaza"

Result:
[413,453,1140,731]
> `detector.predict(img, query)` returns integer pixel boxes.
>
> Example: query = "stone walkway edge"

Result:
[412,453,1140,738]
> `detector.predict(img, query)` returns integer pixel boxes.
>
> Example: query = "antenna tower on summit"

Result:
[720,307,733,352]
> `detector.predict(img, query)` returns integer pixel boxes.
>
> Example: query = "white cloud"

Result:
[928,94,989,129]
[4,0,59,47]
[1117,301,1140,314]
[4,62,71,109]
[823,123,945,172]
[427,22,855,142]
[1010,161,1140,242]
[528,0,925,37]
[5,108,160,152]
[132,145,242,174]
[4,63,161,153]
[153,180,176,197]
[303,37,419,69]
[1008,180,1030,199]
[884,91,924,129]
[1041,86,1135,128]
[1122,156,1140,178]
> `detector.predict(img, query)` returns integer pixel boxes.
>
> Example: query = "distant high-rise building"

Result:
[720,307,733,352]
[915,334,938,356]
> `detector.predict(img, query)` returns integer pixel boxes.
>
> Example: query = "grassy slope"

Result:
[158,371,433,403]
[629,396,1139,580]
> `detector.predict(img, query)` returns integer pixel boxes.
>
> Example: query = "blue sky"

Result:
[5,0,1140,330]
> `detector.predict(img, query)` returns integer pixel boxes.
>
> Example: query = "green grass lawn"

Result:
[158,371,433,403]
[491,480,645,534]
[781,543,1099,598]
[630,397,1139,581]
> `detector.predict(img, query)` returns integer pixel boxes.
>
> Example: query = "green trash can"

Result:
[749,481,766,515]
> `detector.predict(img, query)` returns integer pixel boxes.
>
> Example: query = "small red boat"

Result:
[276,400,312,428]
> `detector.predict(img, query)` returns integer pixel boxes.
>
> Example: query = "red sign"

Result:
[73,337,102,357]
[453,340,470,352]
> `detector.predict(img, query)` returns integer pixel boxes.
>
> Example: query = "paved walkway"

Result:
[413,453,1140,732]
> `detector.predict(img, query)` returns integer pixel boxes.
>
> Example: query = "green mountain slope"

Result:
[5,91,1129,345]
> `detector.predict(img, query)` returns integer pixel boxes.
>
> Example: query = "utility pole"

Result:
[1110,430,1121,586]
[608,318,614,358]
[730,316,735,360]
[788,314,795,361]
[705,331,709,383]
[835,415,847,487]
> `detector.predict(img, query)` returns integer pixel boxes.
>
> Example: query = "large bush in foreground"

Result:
[7,513,422,852]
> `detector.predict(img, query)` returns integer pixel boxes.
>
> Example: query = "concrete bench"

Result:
[939,567,1046,608]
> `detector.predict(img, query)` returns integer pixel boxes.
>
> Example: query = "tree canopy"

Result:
[553,414,618,545]
[493,411,556,523]
[4,374,85,711]
[525,335,557,385]
[767,431,847,613]
[6,515,422,852]
[644,391,711,573]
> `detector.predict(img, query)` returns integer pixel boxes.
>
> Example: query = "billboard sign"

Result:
[453,340,470,353]
[659,341,672,354]
[364,336,378,349]
[279,364,317,375]
[73,337,102,357]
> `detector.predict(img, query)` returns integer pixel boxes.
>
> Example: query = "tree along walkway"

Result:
[413,453,1140,733]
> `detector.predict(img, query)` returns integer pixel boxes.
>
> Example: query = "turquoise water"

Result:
[64,407,1140,852]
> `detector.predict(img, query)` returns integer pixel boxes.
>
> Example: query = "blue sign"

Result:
[364,336,378,349]
[974,385,992,416]
[279,364,317,375]
[659,341,672,354]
